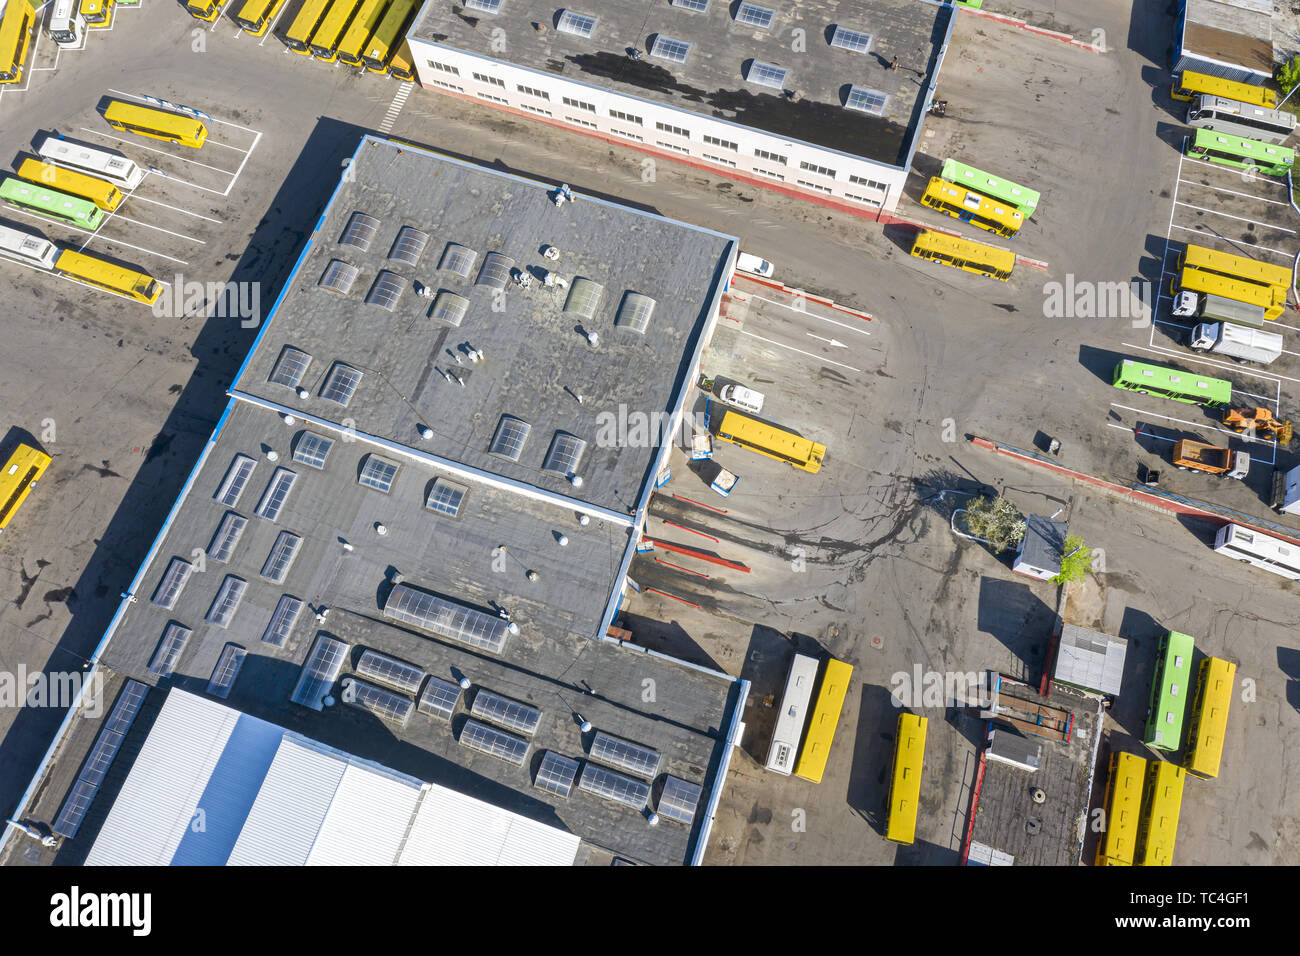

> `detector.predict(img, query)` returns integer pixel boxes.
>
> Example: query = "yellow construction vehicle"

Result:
[1222,407,1293,445]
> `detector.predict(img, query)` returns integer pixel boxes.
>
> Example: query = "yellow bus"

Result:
[79,0,114,29]
[1136,761,1184,866]
[186,0,230,21]
[1179,242,1292,297]
[309,0,364,62]
[1172,70,1277,107]
[104,101,208,149]
[1183,657,1235,779]
[910,228,1015,281]
[716,410,825,474]
[335,0,390,66]
[884,713,927,845]
[233,0,286,36]
[1095,751,1146,866]
[16,159,123,211]
[920,176,1024,238]
[1172,266,1283,320]
[0,444,51,532]
[362,0,416,72]
[387,38,415,81]
[0,0,36,85]
[55,249,162,305]
[793,658,853,784]
[283,0,331,52]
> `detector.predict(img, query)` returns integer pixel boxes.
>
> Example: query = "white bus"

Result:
[1187,95,1297,146]
[765,653,820,775]
[1213,523,1300,580]
[48,0,86,46]
[0,222,59,269]
[36,133,144,189]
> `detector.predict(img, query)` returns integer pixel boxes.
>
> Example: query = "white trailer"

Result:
[1271,465,1300,516]
[1188,322,1283,364]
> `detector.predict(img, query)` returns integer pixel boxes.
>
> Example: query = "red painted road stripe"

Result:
[645,587,702,608]
[655,556,711,579]
[673,494,728,514]
[663,520,718,542]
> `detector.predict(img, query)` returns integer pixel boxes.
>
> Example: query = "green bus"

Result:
[0,177,104,229]
[1111,359,1232,408]
[1186,128,1294,176]
[940,159,1040,218]
[1144,630,1194,751]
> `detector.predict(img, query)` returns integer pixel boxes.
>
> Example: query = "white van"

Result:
[48,0,86,46]
[735,252,774,278]
[719,384,765,414]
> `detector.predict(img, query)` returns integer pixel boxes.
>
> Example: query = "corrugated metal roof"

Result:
[86,690,579,866]
[1054,624,1128,697]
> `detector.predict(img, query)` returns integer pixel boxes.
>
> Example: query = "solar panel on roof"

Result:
[590,731,660,778]
[845,85,888,115]
[207,512,247,564]
[214,454,256,507]
[340,211,380,250]
[292,432,333,469]
[542,431,586,476]
[425,477,467,517]
[471,688,542,735]
[268,346,311,388]
[830,26,873,53]
[459,718,529,765]
[388,226,429,265]
[747,61,787,90]
[417,675,462,720]
[366,270,404,311]
[148,623,191,676]
[735,2,773,28]
[489,415,531,461]
[291,634,349,710]
[556,9,596,37]
[319,362,362,405]
[358,454,399,493]
[206,575,248,628]
[52,680,148,838]
[564,278,604,318]
[319,259,360,294]
[657,775,703,825]
[439,243,478,277]
[262,594,303,647]
[382,583,509,654]
[650,35,691,64]
[476,252,514,290]
[615,291,656,333]
[430,290,469,326]
[534,751,581,797]
[355,649,426,695]
[255,467,297,521]
[578,763,651,809]
[151,558,193,609]
[342,677,414,728]
[260,531,301,583]
[206,644,247,700]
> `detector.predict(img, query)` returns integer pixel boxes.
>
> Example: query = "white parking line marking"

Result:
[221,129,261,196]
[735,329,863,372]
[127,194,223,223]
[105,88,263,138]
[1177,179,1290,205]
[1168,223,1294,256]
[1109,403,1256,440]
[78,128,238,173]
[1124,341,1298,388]
[260,3,294,46]
[750,294,872,334]
[1174,201,1296,234]
[1107,422,1176,442]
[110,215,207,243]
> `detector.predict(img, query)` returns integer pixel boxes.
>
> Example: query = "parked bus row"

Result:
[1174,73,1295,174]
[0,222,160,304]
[1096,752,1188,866]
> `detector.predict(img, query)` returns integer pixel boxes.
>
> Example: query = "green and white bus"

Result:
[1144,630,1194,751]
[1111,359,1232,408]
[940,159,1040,218]
[0,177,104,228]
[1186,128,1294,176]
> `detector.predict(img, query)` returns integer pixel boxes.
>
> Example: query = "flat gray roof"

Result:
[1020,514,1067,572]
[410,0,950,167]
[234,137,736,518]
[1054,624,1127,698]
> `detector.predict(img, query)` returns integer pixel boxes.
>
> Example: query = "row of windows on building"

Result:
[428,60,890,194]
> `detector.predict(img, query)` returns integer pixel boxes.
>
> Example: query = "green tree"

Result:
[1052,534,1093,585]
[1277,56,1300,96]
[962,496,1026,552]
